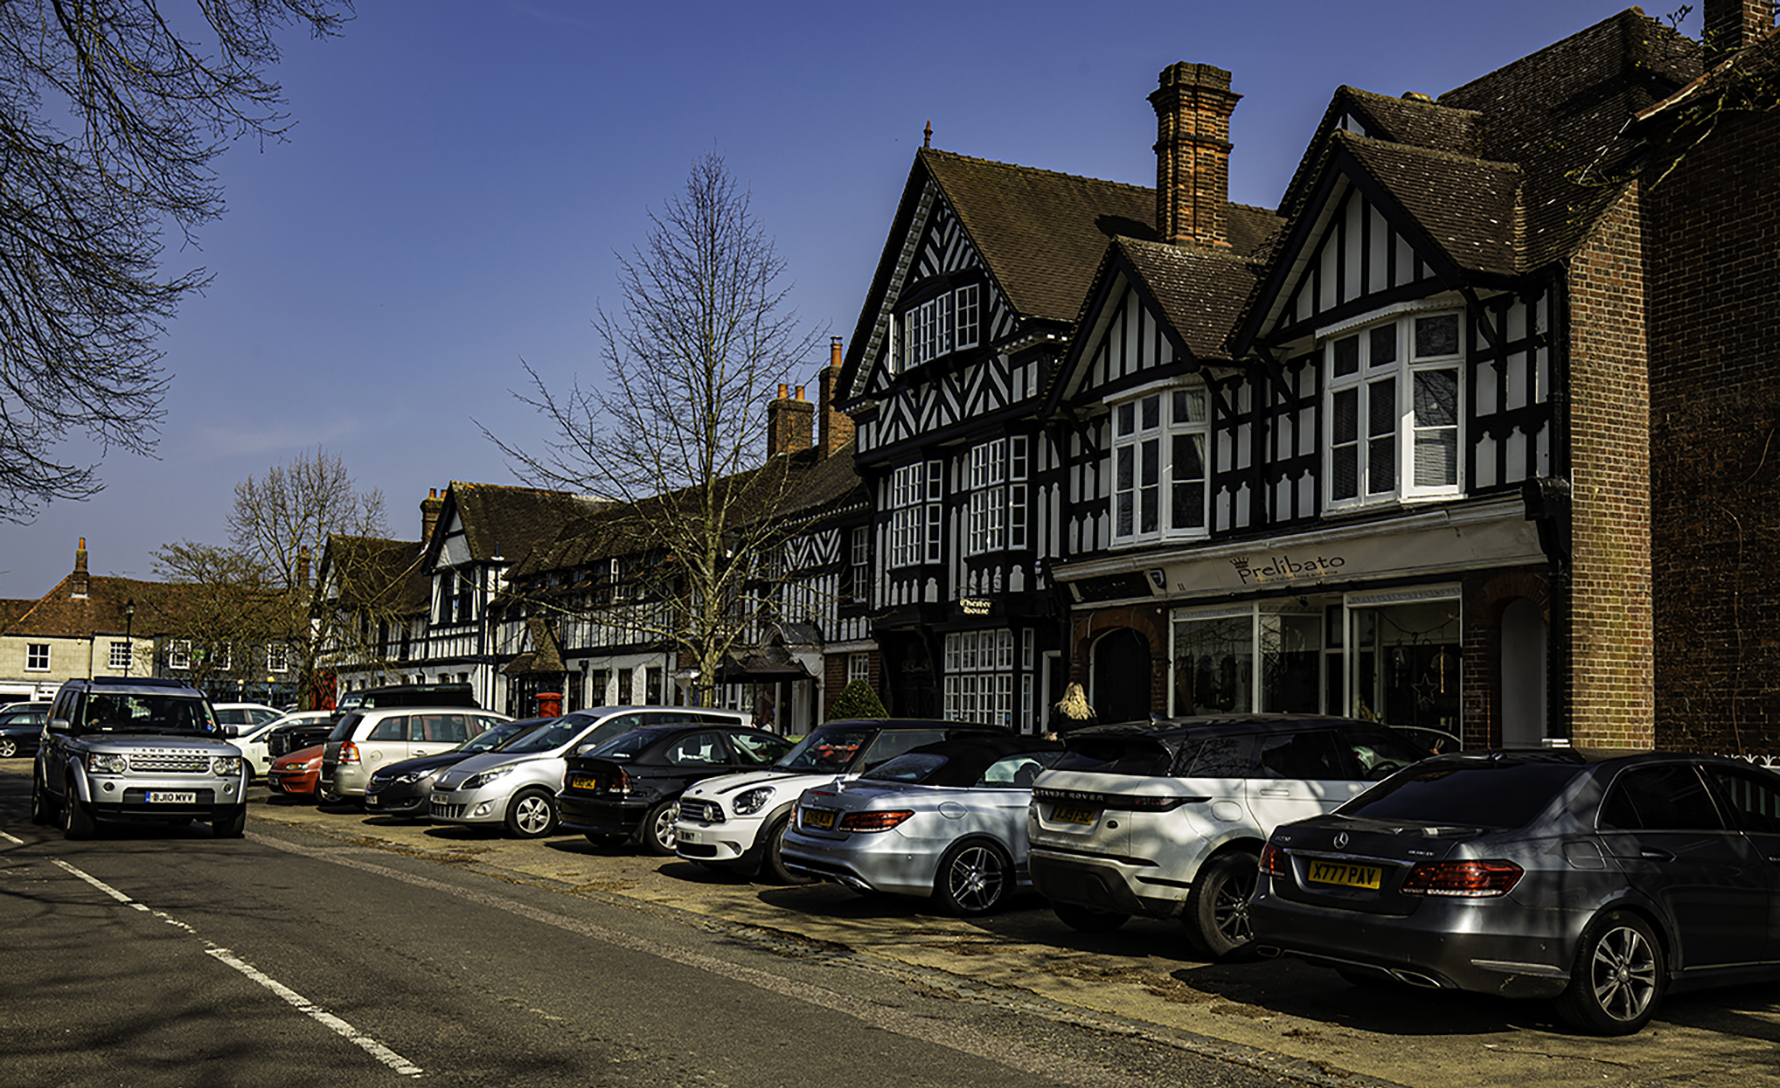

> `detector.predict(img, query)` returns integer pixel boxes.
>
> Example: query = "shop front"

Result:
[1057,497,1552,746]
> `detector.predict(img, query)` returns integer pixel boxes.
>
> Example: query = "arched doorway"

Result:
[1091,628,1152,725]
[1500,597,1547,746]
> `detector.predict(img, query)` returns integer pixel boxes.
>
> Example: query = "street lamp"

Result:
[124,599,135,677]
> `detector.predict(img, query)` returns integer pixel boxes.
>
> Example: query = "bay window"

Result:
[1326,310,1462,508]
[1111,384,1209,545]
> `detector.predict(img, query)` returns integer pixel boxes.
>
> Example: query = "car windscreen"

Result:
[499,718,586,754]
[76,693,217,737]
[463,721,536,753]
[773,727,877,773]
[1339,761,1586,828]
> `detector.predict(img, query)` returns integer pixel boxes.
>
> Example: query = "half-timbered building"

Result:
[1047,12,1705,749]
[836,146,1165,729]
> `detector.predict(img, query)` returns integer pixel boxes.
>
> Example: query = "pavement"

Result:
[10,764,1780,1088]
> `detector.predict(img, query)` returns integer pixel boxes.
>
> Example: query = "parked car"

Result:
[1251,748,1780,1035]
[365,718,555,817]
[231,710,333,780]
[781,734,1064,915]
[320,707,511,801]
[267,744,326,801]
[428,707,752,839]
[674,718,1006,882]
[212,703,283,729]
[0,701,50,758]
[557,723,795,854]
[32,676,247,839]
[267,684,483,758]
[1025,715,1430,959]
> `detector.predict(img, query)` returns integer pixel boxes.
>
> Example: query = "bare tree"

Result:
[485,150,822,707]
[146,541,284,694]
[0,0,350,520]
[153,447,387,703]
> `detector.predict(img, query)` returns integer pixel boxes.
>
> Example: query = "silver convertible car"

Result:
[1250,748,1780,1035]
[780,735,1063,916]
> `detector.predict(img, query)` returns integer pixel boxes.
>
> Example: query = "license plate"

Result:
[146,791,196,804]
[569,775,598,791]
[1053,805,1098,826]
[366,794,381,806]
[803,808,836,830]
[1307,860,1383,889]
[679,828,707,845]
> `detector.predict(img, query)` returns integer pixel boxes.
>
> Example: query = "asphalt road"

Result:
[4,765,1780,1088]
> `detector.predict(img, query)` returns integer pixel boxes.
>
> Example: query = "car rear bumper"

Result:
[1249,883,1577,998]
[1027,848,1184,919]
[778,832,937,897]
[557,795,646,834]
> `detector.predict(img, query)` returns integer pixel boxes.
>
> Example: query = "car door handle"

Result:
[1640,848,1675,862]
[1257,788,1292,798]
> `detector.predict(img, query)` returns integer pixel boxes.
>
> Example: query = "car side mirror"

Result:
[46,717,70,735]
[222,724,242,738]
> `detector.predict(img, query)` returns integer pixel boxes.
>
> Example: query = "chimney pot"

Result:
[767,381,814,458]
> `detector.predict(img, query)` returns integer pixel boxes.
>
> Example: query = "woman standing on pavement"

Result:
[1048,682,1097,736]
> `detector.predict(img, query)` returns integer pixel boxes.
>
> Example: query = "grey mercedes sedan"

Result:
[1250,748,1780,1035]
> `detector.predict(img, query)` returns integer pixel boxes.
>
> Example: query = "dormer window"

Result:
[1324,309,1462,509]
[898,283,980,372]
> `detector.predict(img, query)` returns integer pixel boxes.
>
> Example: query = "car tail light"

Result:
[1400,860,1523,898]
[339,742,360,764]
[613,770,633,796]
[1259,841,1288,878]
[839,810,914,833]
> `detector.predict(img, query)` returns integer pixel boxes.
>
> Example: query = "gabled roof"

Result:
[1234,8,1699,353]
[428,482,607,570]
[840,148,1158,401]
[2,574,162,638]
[319,535,429,615]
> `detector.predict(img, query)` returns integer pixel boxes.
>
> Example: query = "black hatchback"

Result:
[364,717,553,816]
[558,724,795,854]
[1250,748,1780,1035]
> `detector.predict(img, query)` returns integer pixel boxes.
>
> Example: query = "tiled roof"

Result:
[1338,132,1523,275]
[444,482,608,566]
[1276,87,1484,221]
[920,148,1157,322]
[4,574,187,638]
[323,536,429,614]
[1116,238,1270,360]
[1438,8,1700,269]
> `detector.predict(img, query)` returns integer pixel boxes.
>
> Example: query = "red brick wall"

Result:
[823,650,881,719]
[1648,108,1780,755]
[1069,604,1169,715]
[1565,185,1655,748]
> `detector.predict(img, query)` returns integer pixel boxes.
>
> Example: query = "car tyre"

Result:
[62,780,95,841]
[30,770,58,826]
[314,783,342,805]
[504,787,558,839]
[1556,910,1665,1035]
[0,737,17,758]
[213,805,247,839]
[1051,901,1129,933]
[761,814,815,885]
[1183,851,1259,961]
[639,800,680,856]
[933,840,1012,917]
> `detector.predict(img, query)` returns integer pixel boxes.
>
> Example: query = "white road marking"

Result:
[1,830,25,845]
[49,858,423,1078]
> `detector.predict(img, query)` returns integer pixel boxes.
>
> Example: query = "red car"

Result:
[267,744,327,801]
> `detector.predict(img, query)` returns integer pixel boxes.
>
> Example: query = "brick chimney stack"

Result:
[421,488,444,543]
[1150,62,1240,249]
[71,537,89,599]
[1704,0,1776,57]
[767,383,813,458]
[817,338,856,460]
[297,545,312,590]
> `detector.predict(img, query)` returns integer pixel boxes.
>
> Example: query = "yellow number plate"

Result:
[568,775,598,791]
[803,808,836,830]
[1307,861,1383,890]
[1053,805,1098,826]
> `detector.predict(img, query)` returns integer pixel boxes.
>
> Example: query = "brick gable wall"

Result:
[1563,185,1655,747]
[1649,108,1780,754]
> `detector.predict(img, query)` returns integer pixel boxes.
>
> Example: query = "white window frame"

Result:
[899,284,981,371]
[267,643,290,673]
[25,643,49,672]
[943,630,1016,726]
[169,640,192,671]
[965,437,1029,556]
[1324,309,1463,510]
[1110,384,1210,546]
[108,642,131,670]
[888,461,943,568]
[847,652,870,684]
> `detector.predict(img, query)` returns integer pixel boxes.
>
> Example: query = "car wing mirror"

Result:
[46,717,70,734]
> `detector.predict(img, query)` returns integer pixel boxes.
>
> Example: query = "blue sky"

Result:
[0,0,1700,599]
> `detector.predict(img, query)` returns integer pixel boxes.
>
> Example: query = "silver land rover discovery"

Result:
[32,676,249,840]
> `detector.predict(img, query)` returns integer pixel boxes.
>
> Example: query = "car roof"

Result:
[812,718,1000,732]
[1072,714,1385,741]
